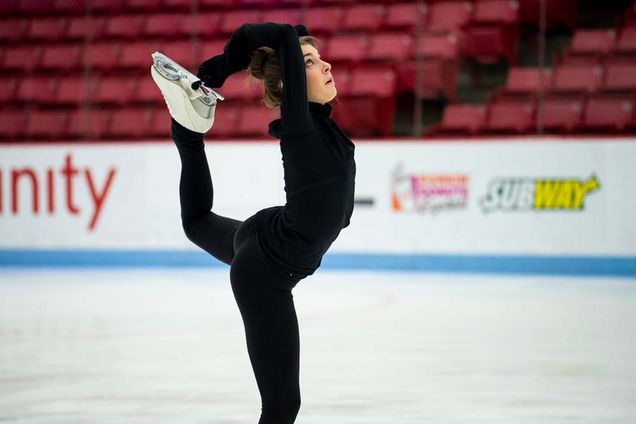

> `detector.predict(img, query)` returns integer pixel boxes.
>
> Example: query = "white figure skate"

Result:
[151,52,224,133]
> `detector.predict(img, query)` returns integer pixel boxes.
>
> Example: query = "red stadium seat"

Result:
[94,77,137,105]
[108,108,154,139]
[570,29,616,56]
[196,39,228,64]
[504,67,552,94]
[0,78,18,104]
[183,12,223,39]
[367,33,413,62]
[55,77,92,105]
[415,32,459,59]
[0,19,28,43]
[40,44,83,71]
[0,46,42,71]
[67,109,111,140]
[218,75,261,101]
[104,15,146,39]
[473,0,520,24]
[324,34,369,63]
[28,17,67,40]
[462,25,518,64]
[486,98,535,133]
[127,0,162,10]
[550,64,603,93]
[615,27,636,54]
[556,52,602,66]
[427,1,474,33]
[539,95,585,132]
[163,0,194,11]
[519,0,577,30]
[398,58,458,99]
[332,96,396,137]
[144,14,187,38]
[235,105,280,137]
[26,110,70,140]
[158,41,196,70]
[205,104,241,138]
[331,68,352,97]
[199,0,236,7]
[237,0,277,7]
[18,0,54,14]
[260,8,302,25]
[0,110,28,139]
[52,0,86,14]
[349,67,396,97]
[0,0,14,13]
[84,42,121,70]
[342,4,385,31]
[604,62,636,92]
[91,0,126,12]
[437,104,486,133]
[623,5,636,29]
[220,10,262,35]
[66,16,105,40]
[121,42,160,70]
[384,2,428,31]
[304,7,345,34]
[148,108,171,138]
[135,78,163,104]
[15,77,58,104]
[582,94,634,131]
[276,0,310,6]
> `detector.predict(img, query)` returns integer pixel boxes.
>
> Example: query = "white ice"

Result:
[1,269,635,424]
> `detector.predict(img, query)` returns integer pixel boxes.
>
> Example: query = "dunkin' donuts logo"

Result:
[391,164,469,213]
[479,175,600,213]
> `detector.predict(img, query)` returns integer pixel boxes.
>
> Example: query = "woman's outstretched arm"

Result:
[198,23,313,136]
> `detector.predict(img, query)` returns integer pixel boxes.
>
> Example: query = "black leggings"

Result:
[171,120,301,424]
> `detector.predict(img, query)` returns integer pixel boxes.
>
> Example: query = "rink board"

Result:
[0,138,635,275]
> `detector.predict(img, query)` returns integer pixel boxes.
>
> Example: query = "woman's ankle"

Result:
[171,118,205,147]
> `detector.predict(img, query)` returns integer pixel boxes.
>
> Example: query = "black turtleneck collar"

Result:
[308,101,332,119]
[268,102,332,139]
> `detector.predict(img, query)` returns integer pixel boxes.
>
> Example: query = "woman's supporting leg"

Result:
[231,222,302,424]
[171,119,242,265]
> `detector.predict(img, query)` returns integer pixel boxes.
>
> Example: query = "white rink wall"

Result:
[0,138,635,276]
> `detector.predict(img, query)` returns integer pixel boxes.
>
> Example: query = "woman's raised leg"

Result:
[172,119,242,265]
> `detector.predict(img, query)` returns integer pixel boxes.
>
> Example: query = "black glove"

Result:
[197,53,230,88]
[197,23,312,89]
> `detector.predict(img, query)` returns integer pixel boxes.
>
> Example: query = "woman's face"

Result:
[301,43,336,105]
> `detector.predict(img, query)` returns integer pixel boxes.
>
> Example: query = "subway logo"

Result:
[479,175,600,212]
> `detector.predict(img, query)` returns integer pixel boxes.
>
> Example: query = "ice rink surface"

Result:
[1,268,635,424]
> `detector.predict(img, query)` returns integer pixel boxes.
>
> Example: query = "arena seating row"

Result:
[0,93,395,140]
[0,2,520,38]
[498,62,636,96]
[1,0,578,31]
[0,106,274,140]
[436,94,636,134]
[433,0,636,136]
[5,0,636,139]
[10,41,636,106]
[0,66,395,104]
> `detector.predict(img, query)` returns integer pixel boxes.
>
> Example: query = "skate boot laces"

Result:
[152,52,224,106]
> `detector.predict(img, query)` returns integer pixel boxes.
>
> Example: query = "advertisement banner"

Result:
[1,138,635,274]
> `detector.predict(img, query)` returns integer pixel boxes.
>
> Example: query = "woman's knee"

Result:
[181,218,197,243]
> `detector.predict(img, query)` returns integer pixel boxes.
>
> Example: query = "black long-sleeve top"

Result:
[199,23,356,278]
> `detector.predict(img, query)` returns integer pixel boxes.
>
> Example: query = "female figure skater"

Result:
[152,23,355,424]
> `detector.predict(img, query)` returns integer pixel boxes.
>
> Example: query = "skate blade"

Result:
[151,52,225,105]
